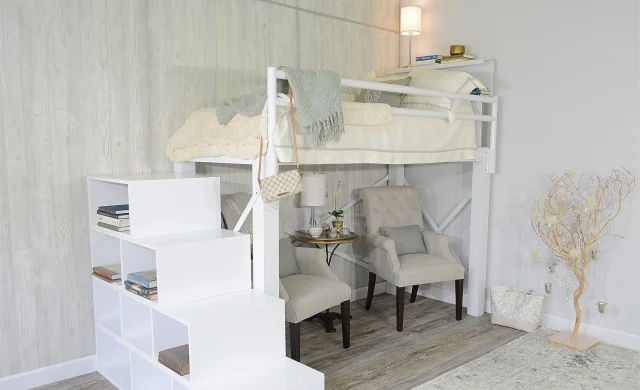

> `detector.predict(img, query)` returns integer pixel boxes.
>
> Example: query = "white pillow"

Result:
[401,69,487,112]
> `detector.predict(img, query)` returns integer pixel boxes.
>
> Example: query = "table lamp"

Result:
[301,173,326,229]
[401,6,422,67]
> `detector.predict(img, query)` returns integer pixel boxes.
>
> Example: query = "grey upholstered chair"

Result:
[360,186,466,331]
[279,238,351,361]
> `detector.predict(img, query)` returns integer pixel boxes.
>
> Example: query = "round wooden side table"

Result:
[294,231,360,333]
[294,231,359,266]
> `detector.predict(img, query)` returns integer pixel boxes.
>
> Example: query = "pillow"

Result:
[401,69,486,112]
[341,87,358,102]
[357,77,411,107]
[279,238,300,278]
[380,225,427,256]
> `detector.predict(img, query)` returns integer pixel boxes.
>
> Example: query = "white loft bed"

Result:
[173,66,498,317]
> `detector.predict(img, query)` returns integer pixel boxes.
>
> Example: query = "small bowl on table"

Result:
[309,227,323,238]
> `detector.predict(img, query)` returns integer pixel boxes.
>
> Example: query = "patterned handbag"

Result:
[490,286,546,332]
[257,86,302,205]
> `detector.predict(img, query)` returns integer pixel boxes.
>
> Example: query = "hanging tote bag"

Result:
[257,85,302,204]
[490,286,546,332]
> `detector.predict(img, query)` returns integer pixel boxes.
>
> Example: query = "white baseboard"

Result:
[485,299,639,351]
[542,314,640,351]
[0,355,96,390]
[351,281,387,301]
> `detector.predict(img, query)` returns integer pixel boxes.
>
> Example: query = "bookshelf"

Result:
[386,59,491,74]
[88,174,324,390]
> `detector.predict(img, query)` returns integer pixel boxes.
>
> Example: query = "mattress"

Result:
[273,102,477,165]
[166,102,477,165]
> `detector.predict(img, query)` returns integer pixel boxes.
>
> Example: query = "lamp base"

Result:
[548,331,600,352]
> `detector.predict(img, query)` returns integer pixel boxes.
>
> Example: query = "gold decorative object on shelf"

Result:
[450,45,465,56]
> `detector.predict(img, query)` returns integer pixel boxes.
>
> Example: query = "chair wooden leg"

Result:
[365,272,376,310]
[410,285,419,303]
[340,300,350,349]
[289,322,301,362]
[396,286,405,332]
[455,279,464,321]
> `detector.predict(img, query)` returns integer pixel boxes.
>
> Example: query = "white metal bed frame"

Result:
[174,66,498,317]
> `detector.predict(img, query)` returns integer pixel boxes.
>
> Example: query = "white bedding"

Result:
[273,102,477,165]
[166,100,477,165]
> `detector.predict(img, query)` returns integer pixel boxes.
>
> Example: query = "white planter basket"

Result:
[490,286,546,332]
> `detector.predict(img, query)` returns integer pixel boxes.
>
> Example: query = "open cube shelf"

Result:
[97,328,131,390]
[88,173,324,389]
[88,174,221,238]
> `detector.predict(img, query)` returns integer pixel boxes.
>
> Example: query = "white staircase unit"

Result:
[88,174,323,390]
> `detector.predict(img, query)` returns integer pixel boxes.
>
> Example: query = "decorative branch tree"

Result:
[531,169,634,349]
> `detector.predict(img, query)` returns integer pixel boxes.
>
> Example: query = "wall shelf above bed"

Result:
[386,59,491,74]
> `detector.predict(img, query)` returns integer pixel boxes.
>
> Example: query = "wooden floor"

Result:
[36,294,524,390]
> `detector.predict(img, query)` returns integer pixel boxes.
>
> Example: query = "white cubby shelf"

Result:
[88,173,324,389]
[88,174,221,238]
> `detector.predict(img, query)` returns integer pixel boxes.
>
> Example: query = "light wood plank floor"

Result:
[35,295,524,390]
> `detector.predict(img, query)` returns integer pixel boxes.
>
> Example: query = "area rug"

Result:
[413,328,640,390]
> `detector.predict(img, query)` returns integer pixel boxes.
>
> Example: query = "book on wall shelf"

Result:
[158,345,190,376]
[436,54,475,64]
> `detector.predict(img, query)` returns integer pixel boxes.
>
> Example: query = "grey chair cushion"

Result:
[279,238,300,278]
[394,253,465,286]
[380,225,426,256]
[220,192,252,234]
[280,274,351,323]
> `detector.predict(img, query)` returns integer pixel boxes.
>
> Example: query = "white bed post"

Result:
[467,150,491,316]
[252,66,280,297]
[388,164,405,187]
[174,162,196,174]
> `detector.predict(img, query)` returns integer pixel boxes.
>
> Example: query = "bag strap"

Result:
[258,84,299,182]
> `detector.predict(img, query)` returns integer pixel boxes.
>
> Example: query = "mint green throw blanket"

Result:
[281,67,344,148]
[216,69,344,148]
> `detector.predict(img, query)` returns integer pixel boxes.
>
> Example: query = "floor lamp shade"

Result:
[301,173,326,207]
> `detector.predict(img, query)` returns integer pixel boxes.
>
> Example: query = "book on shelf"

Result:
[158,345,190,376]
[127,270,157,289]
[92,272,120,284]
[124,280,157,296]
[97,204,129,215]
[97,214,130,228]
[436,54,476,64]
[92,264,121,280]
[97,210,129,219]
[125,283,158,301]
[97,222,130,232]
[471,87,491,96]
[416,55,442,61]
[414,59,437,65]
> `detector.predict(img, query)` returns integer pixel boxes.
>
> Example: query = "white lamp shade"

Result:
[300,173,326,207]
[400,6,422,36]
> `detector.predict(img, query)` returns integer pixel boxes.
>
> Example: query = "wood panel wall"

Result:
[0,0,399,377]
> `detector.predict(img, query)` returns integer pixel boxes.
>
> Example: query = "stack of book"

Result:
[415,54,442,65]
[125,270,158,301]
[92,264,121,283]
[436,54,475,64]
[97,204,130,232]
[158,345,190,376]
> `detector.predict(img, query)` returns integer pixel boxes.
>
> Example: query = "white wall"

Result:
[401,0,640,337]
[0,0,399,379]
